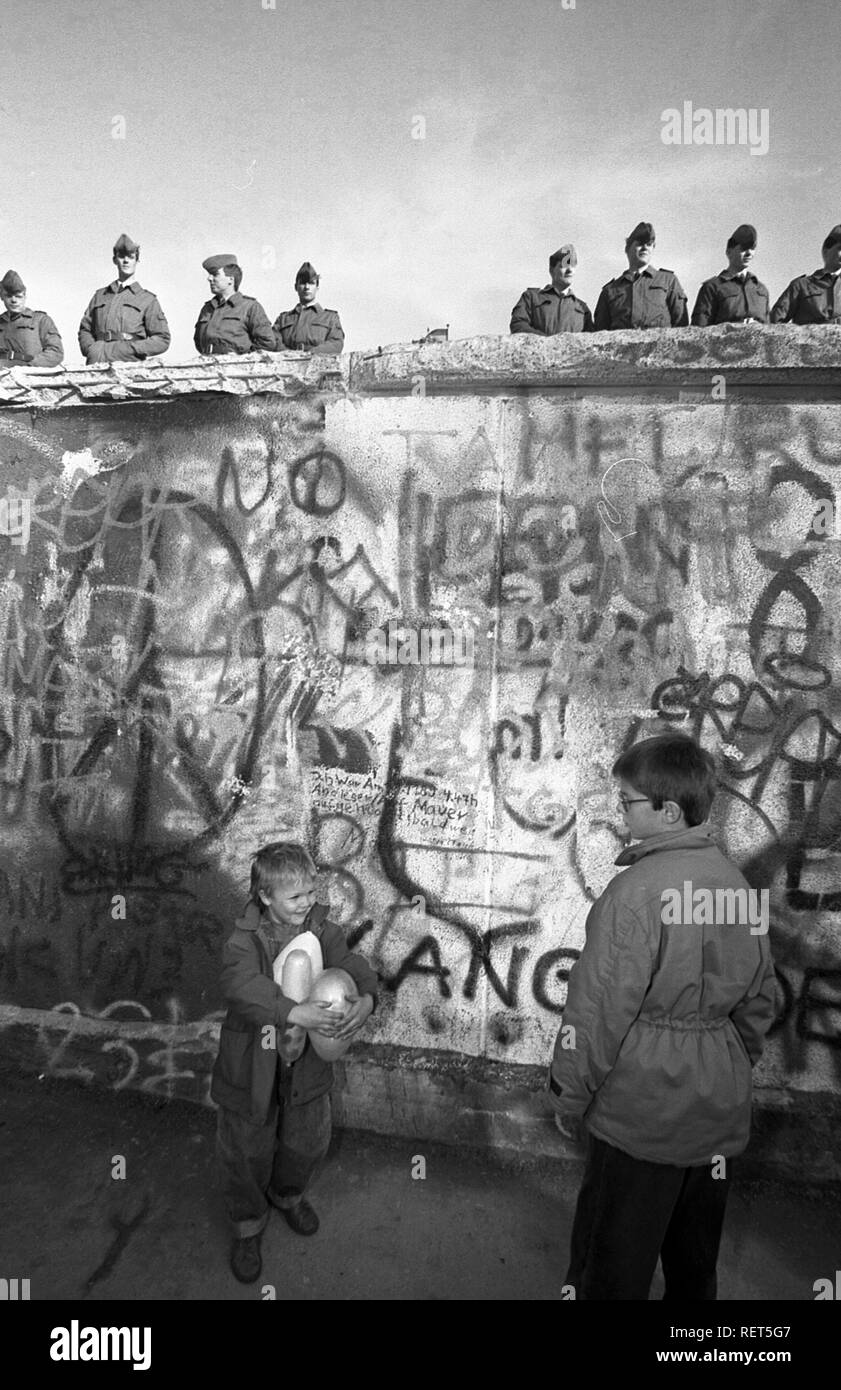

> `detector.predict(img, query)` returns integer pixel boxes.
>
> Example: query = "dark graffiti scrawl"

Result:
[0,389,840,1093]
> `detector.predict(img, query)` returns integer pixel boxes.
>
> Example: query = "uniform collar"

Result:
[540,284,571,298]
[294,300,322,313]
[623,264,658,282]
[110,278,138,293]
[215,291,243,307]
[614,822,716,866]
[720,268,756,281]
[1,306,34,320]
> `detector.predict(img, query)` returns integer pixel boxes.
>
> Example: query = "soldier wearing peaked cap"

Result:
[78,234,171,363]
[691,225,770,326]
[770,225,841,324]
[195,255,275,355]
[0,269,64,366]
[594,222,688,330]
[272,262,345,355]
[509,245,594,335]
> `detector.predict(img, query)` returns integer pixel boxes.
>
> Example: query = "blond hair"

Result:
[250,841,316,902]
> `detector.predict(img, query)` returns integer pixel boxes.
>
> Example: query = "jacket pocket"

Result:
[215,1024,253,1093]
[645,284,671,325]
[801,287,828,320]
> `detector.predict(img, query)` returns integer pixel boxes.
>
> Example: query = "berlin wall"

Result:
[1,329,840,1179]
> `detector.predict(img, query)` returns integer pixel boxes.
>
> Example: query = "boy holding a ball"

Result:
[211,841,378,1284]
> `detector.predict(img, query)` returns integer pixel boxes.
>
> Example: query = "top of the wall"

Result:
[0,351,344,410]
[348,326,841,394]
[1,327,839,410]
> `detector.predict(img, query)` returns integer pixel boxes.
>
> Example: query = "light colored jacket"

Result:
[549,825,777,1165]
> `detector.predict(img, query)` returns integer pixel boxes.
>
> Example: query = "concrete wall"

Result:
[1,331,840,1177]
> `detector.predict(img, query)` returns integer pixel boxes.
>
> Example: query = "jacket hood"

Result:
[614,823,716,867]
[234,899,329,933]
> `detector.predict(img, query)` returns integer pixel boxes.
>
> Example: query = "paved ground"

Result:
[1,1069,839,1302]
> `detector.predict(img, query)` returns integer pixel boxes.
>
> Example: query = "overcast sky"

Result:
[3,0,840,361]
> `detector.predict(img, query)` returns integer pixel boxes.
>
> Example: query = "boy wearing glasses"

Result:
[548,733,776,1300]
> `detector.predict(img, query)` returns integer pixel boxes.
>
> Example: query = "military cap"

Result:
[202,254,240,272]
[822,224,841,251]
[727,223,757,249]
[113,233,140,257]
[0,269,26,295]
[626,221,656,246]
[549,244,577,270]
[295,261,319,283]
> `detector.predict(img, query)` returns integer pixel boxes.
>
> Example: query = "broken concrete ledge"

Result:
[1,327,839,410]
[0,350,345,409]
[1,1004,837,1183]
[348,326,841,394]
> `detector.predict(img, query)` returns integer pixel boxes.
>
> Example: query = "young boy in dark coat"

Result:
[549,733,777,1300]
[211,841,378,1284]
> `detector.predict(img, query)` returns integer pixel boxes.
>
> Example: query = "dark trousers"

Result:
[566,1134,732,1300]
[216,1090,332,1239]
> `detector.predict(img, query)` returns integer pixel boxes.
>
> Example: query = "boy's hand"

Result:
[287,1001,342,1035]
[554,1113,586,1146]
[332,993,374,1042]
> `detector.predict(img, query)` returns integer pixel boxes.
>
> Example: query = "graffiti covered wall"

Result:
[1,333,839,1166]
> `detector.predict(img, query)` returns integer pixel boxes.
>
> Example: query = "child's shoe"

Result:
[274,1196,319,1236]
[230,1234,262,1283]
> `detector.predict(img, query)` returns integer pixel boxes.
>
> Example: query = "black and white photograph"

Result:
[1,0,840,1361]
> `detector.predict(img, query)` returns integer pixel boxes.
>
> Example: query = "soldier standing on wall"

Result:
[195,255,276,355]
[78,234,171,364]
[691,224,770,325]
[0,270,64,365]
[509,245,594,335]
[770,225,841,324]
[272,263,345,355]
[593,222,689,330]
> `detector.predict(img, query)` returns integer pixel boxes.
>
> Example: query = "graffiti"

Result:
[1,382,840,1102]
[289,447,346,516]
[650,666,841,917]
[0,998,222,1102]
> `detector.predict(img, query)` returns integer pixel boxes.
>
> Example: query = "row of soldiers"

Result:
[0,234,344,366]
[510,221,841,333]
[3,221,841,367]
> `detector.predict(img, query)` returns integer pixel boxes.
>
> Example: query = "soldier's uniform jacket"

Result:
[770,269,841,324]
[691,270,770,326]
[273,302,344,354]
[194,292,275,355]
[509,285,594,335]
[594,266,689,330]
[0,308,64,365]
[78,280,171,363]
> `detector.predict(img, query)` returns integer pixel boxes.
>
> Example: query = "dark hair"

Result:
[250,841,315,902]
[224,264,243,291]
[612,733,716,826]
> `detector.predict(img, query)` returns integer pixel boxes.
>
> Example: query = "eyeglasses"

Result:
[618,794,651,812]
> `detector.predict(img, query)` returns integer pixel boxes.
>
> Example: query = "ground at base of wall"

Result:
[1,1070,839,1302]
